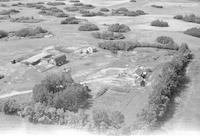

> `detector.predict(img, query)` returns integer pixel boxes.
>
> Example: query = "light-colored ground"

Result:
[0,0,200,133]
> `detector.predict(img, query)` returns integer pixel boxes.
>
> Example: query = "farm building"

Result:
[50,54,68,66]
[22,52,52,65]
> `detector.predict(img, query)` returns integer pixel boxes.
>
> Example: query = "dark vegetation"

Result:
[39,7,69,17]
[26,2,46,9]
[64,6,79,12]
[174,14,200,24]
[69,0,80,3]
[10,16,43,23]
[0,72,124,133]
[137,43,192,129]
[81,11,105,17]
[15,27,49,38]
[46,2,66,6]
[32,72,92,112]
[92,31,125,40]
[78,23,100,31]
[130,0,136,2]
[0,9,19,15]
[156,36,174,45]
[73,2,84,6]
[98,38,179,53]
[184,27,200,38]
[108,23,131,33]
[0,30,8,39]
[151,5,163,8]
[100,8,110,12]
[112,7,146,16]
[151,20,169,27]
[60,17,80,24]
[1,99,20,115]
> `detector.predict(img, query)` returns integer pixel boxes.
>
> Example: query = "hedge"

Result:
[137,43,192,129]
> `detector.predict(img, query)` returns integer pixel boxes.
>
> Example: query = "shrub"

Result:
[135,10,146,15]
[78,23,99,31]
[151,5,163,8]
[0,30,8,38]
[151,20,169,27]
[32,72,92,112]
[100,8,109,12]
[10,17,43,23]
[92,109,124,129]
[47,2,66,6]
[2,99,20,115]
[184,27,200,38]
[92,31,125,40]
[130,0,136,2]
[98,40,140,53]
[156,36,174,45]
[15,27,48,37]
[81,11,105,17]
[69,0,80,3]
[61,17,80,24]
[174,14,200,24]
[82,4,95,9]
[0,9,20,15]
[173,15,183,20]
[64,6,79,12]
[73,2,84,6]
[39,8,69,17]
[108,23,131,33]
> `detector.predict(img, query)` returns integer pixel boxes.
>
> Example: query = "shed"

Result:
[52,54,67,66]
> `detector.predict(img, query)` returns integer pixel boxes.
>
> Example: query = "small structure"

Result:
[79,46,97,55]
[22,52,51,66]
[50,54,67,66]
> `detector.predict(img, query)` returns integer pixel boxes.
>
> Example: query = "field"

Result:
[0,0,200,135]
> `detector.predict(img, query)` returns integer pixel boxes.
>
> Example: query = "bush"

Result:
[174,14,200,24]
[156,36,174,45]
[82,4,95,9]
[73,2,84,6]
[69,0,80,3]
[47,2,66,6]
[0,9,20,15]
[184,27,200,38]
[135,10,146,15]
[92,109,124,129]
[10,16,43,23]
[98,40,140,53]
[15,27,48,37]
[92,31,125,40]
[64,6,79,12]
[78,23,99,31]
[151,5,163,8]
[108,23,131,33]
[100,8,110,12]
[81,11,105,17]
[0,30,8,38]
[151,20,169,27]
[2,99,20,115]
[39,8,69,17]
[130,0,136,2]
[173,15,183,20]
[32,72,92,112]
[61,17,80,24]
